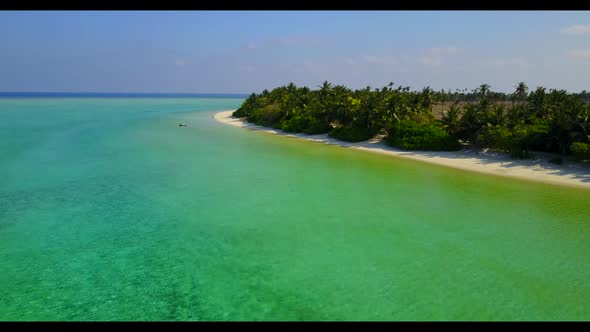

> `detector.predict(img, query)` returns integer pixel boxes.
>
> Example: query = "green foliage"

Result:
[233,93,258,118]
[303,117,332,135]
[386,120,462,151]
[329,126,375,142]
[233,81,590,161]
[279,114,332,134]
[477,122,549,159]
[232,108,246,118]
[457,103,486,141]
[477,125,513,152]
[441,103,461,136]
[280,115,308,133]
[570,142,590,161]
[249,104,283,127]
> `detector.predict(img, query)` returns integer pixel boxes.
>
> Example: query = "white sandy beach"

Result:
[213,110,590,189]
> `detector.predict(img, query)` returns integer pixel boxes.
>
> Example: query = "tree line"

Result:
[233,82,590,161]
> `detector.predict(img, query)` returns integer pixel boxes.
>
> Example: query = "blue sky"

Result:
[1,11,590,93]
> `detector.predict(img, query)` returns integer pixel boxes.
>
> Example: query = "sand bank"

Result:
[214,110,590,189]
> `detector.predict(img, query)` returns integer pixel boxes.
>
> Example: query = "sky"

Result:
[1,11,590,94]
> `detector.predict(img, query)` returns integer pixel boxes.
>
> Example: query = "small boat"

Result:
[178,123,187,127]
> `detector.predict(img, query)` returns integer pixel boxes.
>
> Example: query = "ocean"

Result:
[1,95,589,320]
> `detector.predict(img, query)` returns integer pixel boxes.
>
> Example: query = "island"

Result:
[214,82,590,188]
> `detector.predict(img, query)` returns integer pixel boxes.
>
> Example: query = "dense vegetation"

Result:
[387,120,462,151]
[233,82,590,159]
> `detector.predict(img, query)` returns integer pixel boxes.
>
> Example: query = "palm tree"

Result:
[318,81,333,114]
[439,89,447,118]
[527,87,546,118]
[515,82,528,99]
[319,81,332,93]
[512,82,529,108]
[442,103,461,136]
[421,87,434,109]
[490,104,506,126]
[478,84,491,100]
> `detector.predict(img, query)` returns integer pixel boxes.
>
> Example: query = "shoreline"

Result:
[213,110,590,189]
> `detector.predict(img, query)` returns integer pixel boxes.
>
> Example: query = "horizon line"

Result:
[0,91,249,95]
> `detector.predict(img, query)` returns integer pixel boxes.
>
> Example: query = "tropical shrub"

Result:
[570,142,590,161]
[329,125,375,142]
[248,104,282,127]
[477,125,513,152]
[386,120,462,151]
[281,115,308,133]
[233,81,590,160]
[303,117,332,135]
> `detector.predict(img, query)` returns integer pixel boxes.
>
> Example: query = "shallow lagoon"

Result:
[1,98,589,320]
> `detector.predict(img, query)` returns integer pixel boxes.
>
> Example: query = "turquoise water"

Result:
[1,97,589,321]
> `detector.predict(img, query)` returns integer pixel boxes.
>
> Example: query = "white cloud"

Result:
[364,55,399,65]
[417,56,442,66]
[417,46,463,66]
[568,48,590,60]
[561,25,590,35]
